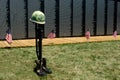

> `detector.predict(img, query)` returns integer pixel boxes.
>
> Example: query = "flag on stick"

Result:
[85,30,90,40]
[5,29,12,44]
[113,30,117,38]
[47,30,56,39]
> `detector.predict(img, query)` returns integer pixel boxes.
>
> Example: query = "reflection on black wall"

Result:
[107,1,114,34]
[73,0,82,36]
[97,0,104,35]
[44,0,55,37]
[11,0,26,39]
[59,0,71,37]
[117,3,120,33]
[28,0,40,38]
[86,0,94,35]
[0,0,120,39]
[0,0,8,39]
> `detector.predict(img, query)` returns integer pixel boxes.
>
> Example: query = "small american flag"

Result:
[47,30,56,39]
[113,31,117,38]
[85,30,90,40]
[5,29,12,44]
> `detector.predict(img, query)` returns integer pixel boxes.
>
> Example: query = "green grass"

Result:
[0,41,120,80]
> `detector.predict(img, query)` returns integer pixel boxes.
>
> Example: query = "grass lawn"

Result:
[0,41,120,80]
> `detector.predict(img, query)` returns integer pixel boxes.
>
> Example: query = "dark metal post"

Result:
[70,0,73,36]
[35,24,39,59]
[82,0,86,36]
[35,24,43,60]
[55,0,60,37]
[104,0,108,35]
[40,0,45,37]
[24,0,29,38]
[93,0,97,36]
[113,0,118,32]
[6,0,11,29]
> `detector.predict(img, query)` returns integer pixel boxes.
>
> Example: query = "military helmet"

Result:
[30,11,45,24]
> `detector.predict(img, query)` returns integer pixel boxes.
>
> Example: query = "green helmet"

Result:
[30,11,45,24]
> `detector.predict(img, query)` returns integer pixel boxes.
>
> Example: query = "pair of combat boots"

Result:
[34,58,52,76]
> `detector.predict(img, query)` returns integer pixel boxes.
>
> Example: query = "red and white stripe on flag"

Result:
[85,31,90,40]
[6,33,12,44]
[47,32,56,39]
[113,31,117,38]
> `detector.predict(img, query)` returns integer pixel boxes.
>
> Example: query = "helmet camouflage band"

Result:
[30,11,45,24]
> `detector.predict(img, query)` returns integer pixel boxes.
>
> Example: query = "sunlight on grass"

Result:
[0,41,120,80]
